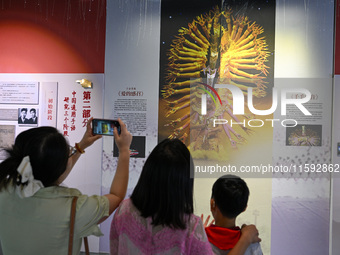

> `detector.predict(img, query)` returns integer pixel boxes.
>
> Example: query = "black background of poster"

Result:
[159,0,276,89]
[113,136,146,158]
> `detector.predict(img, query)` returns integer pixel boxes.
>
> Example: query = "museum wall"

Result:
[0,0,338,254]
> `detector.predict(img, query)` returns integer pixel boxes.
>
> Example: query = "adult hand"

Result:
[113,118,132,152]
[201,214,215,228]
[78,117,102,150]
[225,224,261,255]
[241,224,261,243]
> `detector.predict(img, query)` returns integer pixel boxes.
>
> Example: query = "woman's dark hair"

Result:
[0,127,69,190]
[130,138,194,229]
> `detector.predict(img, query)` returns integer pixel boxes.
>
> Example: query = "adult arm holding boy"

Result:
[202,215,261,255]
[228,224,261,255]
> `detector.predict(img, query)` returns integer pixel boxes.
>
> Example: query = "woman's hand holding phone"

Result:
[114,118,132,152]
[78,117,102,150]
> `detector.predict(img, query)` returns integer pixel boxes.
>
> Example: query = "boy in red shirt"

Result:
[205,175,263,255]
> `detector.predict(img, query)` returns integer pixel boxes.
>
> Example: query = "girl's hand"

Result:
[201,214,215,228]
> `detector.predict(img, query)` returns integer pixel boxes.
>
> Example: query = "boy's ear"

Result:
[210,198,216,211]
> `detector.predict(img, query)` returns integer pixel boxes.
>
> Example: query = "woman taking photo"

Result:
[0,118,132,254]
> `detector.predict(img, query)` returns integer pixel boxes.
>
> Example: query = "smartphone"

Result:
[92,118,121,136]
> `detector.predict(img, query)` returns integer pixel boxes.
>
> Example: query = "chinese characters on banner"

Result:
[40,82,58,127]
[47,98,54,121]
[63,90,92,136]
[82,91,92,127]
[118,87,143,97]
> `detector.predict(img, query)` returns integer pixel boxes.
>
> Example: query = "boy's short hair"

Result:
[212,174,249,218]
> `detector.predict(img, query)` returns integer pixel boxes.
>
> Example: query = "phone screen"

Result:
[92,119,121,136]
